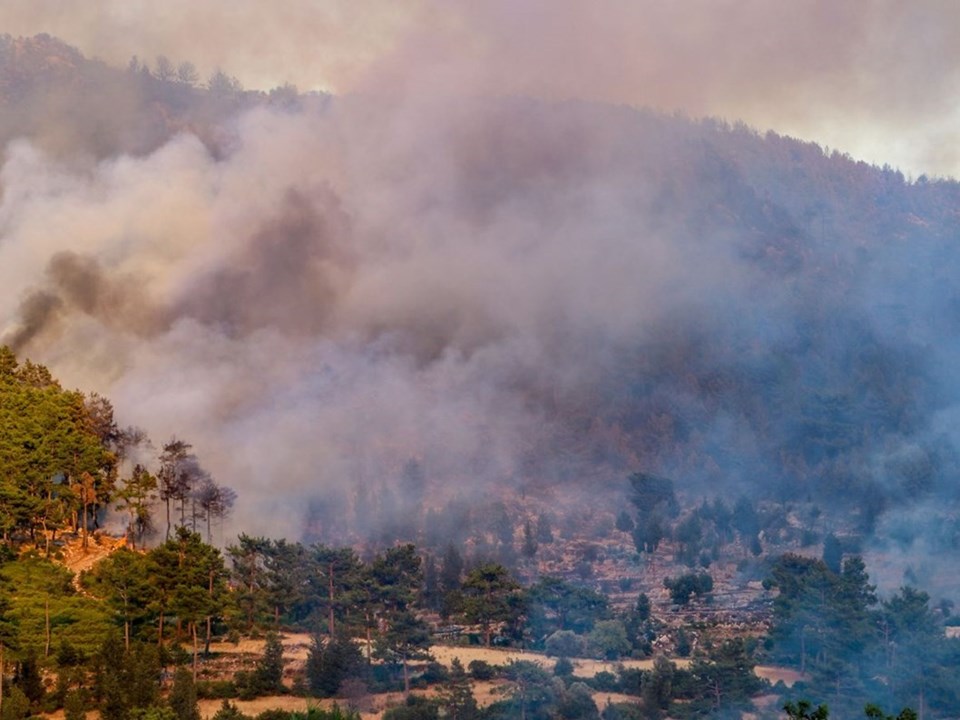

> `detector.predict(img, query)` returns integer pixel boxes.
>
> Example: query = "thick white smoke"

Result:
[0,96,742,538]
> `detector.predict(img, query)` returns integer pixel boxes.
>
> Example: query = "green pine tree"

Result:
[169,667,201,720]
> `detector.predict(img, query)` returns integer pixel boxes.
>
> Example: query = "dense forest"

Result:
[2,32,960,720]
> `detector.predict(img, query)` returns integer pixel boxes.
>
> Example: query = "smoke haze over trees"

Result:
[0,30,959,598]
[1,1,959,178]
[4,321,960,718]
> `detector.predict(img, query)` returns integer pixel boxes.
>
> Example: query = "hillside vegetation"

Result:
[0,348,957,720]
[0,34,959,720]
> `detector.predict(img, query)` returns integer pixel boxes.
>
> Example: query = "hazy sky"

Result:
[0,0,957,178]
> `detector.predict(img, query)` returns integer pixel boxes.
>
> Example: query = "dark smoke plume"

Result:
[7,290,61,352]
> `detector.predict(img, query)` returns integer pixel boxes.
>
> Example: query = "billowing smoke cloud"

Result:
[0,1,958,176]
[0,8,959,592]
[1,85,958,553]
[0,96,745,539]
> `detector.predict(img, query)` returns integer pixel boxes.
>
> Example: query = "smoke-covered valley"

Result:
[1,34,960,594]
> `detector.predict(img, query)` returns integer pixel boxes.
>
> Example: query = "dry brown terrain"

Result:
[429,644,692,677]
[208,633,314,662]
[754,665,805,687]
[60,533,129,589]
[197,695,415,720]
[51,530,780,719]
[39,633,794,719]
[193,638,733,718]
[191,639,684,718]
[197,637,800,717]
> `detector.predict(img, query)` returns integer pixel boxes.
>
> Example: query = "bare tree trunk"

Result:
[206,568,215,655]
[40,518,49,555]
[328,562,336,637]
[123,596,130,650]
[192,622,199,681]
[45,598,51,657]
[484,584,493,647]
[158,611,165,646]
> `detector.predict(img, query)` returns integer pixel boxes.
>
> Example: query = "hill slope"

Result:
[0,35,958,559]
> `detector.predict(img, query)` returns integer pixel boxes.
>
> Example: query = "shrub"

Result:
[600,701,644,720]
[554,657,574,677]
[253,632,286,695]
[3,686,30,720]
[589,671,618,692]
[467,660,497,680]
[64,690,87,720]
[420,662,449,684]
[382,696,439,720]
[196,681,238,699]
[556,682,599,720]
[169,667,201,720]
[256,710,291,720]
[368,664,404,694]
[298,707,361,720]
[617,668,642,696]
[587,621,630,660]
[130,707,179,720]
[663,572,713,606]
[212,700,250,720]
[545,630,584,658]
[306,635,365,697]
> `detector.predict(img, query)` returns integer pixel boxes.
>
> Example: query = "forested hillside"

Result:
[1,32,960,573]
[0,347,233,549]
[1,33,960,719]
[0,347,959,720]
[0,33,304,160]
[2,36,960,561]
